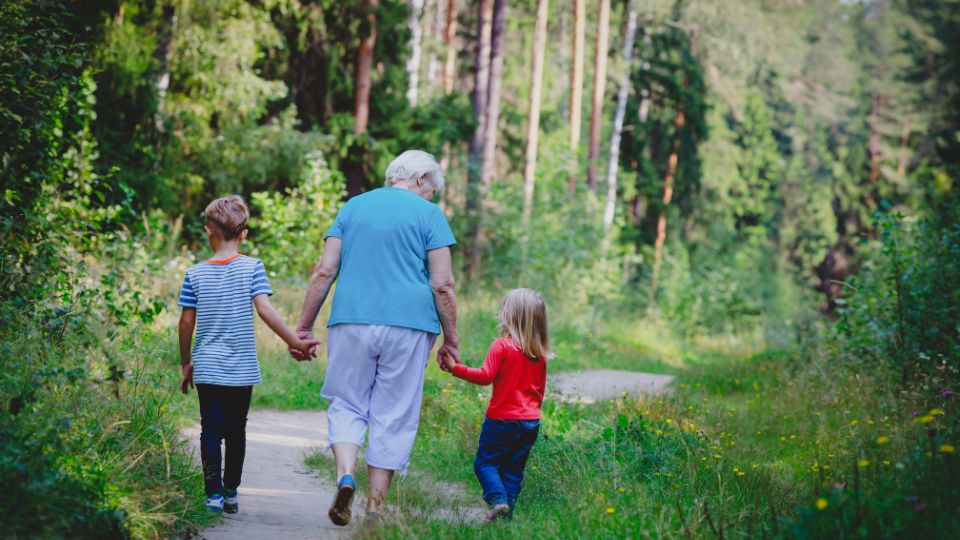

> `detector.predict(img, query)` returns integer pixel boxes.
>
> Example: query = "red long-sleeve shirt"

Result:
[452,337,547,420]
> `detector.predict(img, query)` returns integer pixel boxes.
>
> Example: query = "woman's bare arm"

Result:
[428,247,459,369]
[290,238,342,358]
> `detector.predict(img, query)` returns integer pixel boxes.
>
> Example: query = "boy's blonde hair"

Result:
[498,288,553,361]
[204,195,249,240]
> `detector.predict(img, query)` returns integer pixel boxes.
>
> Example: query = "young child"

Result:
[442,288,551,522]
[177,195,318,513]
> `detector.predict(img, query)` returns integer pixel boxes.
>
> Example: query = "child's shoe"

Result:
[223,489,239,514]
[204,494,225,513]
[328,474,356,526]
[484,503,511,523]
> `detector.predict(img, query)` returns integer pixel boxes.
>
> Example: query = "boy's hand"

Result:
[179,364,194,394]
[289,329,318,361]
[292,338,321,361]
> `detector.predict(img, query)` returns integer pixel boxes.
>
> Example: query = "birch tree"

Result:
[405,0,425,106]
[601,0,639,253]
[522,0,550,236]
[587,0,611,191]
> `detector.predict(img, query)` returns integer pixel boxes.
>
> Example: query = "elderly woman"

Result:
[291,150,459,526]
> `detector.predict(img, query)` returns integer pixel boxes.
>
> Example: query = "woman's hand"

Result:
[437,340,460,372]
[290,329,319,361]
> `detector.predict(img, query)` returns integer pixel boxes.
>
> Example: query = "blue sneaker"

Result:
[223,489,239,514]
[328,474,356,526]
[204,494,225,513]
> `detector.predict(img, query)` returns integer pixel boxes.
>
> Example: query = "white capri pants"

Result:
[321,324,437,473]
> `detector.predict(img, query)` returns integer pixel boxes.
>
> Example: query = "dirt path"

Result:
[550,368,674,403]
[182,410,359,540]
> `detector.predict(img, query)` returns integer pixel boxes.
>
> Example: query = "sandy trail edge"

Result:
[182,410,358,540]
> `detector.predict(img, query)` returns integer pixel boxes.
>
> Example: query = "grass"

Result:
[297,316,959,539]
[10,265,951,539]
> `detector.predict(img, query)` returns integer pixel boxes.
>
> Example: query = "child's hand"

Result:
[292,338,321,361]
[179,364,194,394]
[439,350,459,372]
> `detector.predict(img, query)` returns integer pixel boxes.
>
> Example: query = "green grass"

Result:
[300,319,959,539]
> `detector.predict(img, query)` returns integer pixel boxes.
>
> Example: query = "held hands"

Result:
[437,340,460,373]
[289,329,319,361]
[179,363,194,394]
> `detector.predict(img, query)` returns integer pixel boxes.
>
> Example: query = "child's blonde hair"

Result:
[204,195,249,240]
[498,288,553,361]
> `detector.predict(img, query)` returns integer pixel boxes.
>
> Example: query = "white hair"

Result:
[384,150,445,190]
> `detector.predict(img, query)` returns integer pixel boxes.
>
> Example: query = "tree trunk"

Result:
[586,0,611,191]
[275,2,330,130]
[465,0,494,278]
[354,0,378,136]
[348,0,379,197]
[442,0,458,94]
[424,0,439,89]
[601,1,638,253]
[480,0,506,186]
[647,108,685,304]
[637,23,652,124]
[567,0,586,192]
[897,115,910,177]
[406,0,425,106]
[153,3,178,134]
[868,94,880,186]
[439,0,457,173]
[521,0,550,240]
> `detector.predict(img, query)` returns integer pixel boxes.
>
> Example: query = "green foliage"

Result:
[835,202,960,379]
[0,1,118,308]
[0,233,214,538]
[250,150,346,276]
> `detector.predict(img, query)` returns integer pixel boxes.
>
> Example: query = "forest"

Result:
[1,0,959,537]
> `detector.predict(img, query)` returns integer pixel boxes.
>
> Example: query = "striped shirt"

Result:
[177,254,273,386]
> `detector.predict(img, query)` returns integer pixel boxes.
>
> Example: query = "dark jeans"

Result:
[474,418,540,508]
[196,384,253,496]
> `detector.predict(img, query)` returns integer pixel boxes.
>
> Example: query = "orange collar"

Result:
[205,254,242,264]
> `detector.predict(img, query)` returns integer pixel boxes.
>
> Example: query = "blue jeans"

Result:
[474,418,540,507]
[196,384,252,496]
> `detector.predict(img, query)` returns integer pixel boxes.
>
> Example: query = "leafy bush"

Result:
[835,203,960,384]
[250,150,347,276]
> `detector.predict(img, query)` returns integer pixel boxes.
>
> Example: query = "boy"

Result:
[178,195,318,513]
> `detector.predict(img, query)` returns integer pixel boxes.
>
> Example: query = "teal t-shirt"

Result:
[324,188,456,334]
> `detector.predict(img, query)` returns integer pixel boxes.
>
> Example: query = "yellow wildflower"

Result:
[939,444,956,453]
[929,408,946,416]
[850,419,859,426]
[858,459,870,468]
[875,436,889,445]
[606,507,616,514]
[816,498,828,510]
